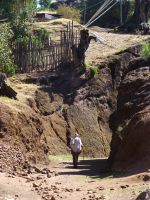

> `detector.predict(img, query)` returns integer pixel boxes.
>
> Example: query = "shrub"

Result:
[15,34,48,50]
[83,63,88,69]
[10,13,32,39]
[4,0,36,39]
[116,126,123,140]
[57,4,81,23]
[90,66,98,78]
[142,42,150,60]
[0,24,16,76]
[39,0,52,9]
[35,28,50,42]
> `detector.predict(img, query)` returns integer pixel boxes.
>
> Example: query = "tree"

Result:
[0,23,16,76]
[0,0,37,38]
[39,0,52,9]
[132,0,150,24]
[57,4,81,23]
[79,0,100,24]
[80,0,150,30]
[124,0,150,31]
[78,0,133,26]
[0,0,36,18]
[0,0,36,16]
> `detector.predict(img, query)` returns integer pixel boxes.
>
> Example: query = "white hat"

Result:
[75,133,79,137]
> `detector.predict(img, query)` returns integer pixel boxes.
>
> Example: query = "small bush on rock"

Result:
[142,42,150,60]
[90,66,98,78]
[83,63,88,69]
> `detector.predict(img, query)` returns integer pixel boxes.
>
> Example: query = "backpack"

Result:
[70,138,74,149]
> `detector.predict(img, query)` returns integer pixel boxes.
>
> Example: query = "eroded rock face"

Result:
[0,43,149,171]
[0,61,116,167]
[0,100,68,166]
[109,57,150,171]
[63,66,116,157]
[35,67,115,158]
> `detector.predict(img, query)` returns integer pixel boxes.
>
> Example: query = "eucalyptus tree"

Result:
[0,0,37,38]
[131,0,150,24]
[122,0,150,31]
[39,0,52,9]
[80,0,150,29]
[0,0,36,17]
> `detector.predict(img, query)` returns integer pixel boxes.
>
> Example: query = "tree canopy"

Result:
[0,0,36,18]
[79,0,150,28]
[0,0,37,39]
[39,0,52,9]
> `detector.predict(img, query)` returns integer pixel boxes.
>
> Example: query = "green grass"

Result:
[48,154,96,162]
[48,154,72,162]
[141,42,150,60]
[83,62,88,69]
[90,66,99,78]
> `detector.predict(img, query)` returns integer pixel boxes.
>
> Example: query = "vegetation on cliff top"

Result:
[142,41,150,60]
[57,4,81,23]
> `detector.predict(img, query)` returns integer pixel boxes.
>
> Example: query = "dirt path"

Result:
[1,158,150,200]
[0,173,41,200]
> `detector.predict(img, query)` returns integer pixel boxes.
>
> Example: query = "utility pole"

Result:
[84,0,87,24]
[120,0,123,26]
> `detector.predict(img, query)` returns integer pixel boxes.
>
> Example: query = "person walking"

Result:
[70,133,83,168]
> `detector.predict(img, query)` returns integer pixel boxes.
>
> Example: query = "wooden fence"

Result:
[13,21,80,73]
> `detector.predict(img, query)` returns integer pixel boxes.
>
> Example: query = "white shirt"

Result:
[70,136,83,153]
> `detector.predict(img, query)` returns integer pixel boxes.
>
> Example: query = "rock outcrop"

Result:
[136,189,150,200]
[109,55,150,171]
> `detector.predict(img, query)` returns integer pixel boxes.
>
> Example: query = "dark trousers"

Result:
[71,150,81,168]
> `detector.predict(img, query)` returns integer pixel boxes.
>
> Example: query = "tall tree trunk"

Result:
[125,0,150,30]
[133,0,149,24]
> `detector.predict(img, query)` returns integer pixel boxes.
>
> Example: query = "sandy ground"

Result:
[1,158,150,200]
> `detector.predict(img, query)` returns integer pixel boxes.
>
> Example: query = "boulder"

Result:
[136,189,150,200]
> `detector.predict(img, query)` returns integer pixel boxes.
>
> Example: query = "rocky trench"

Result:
[0,42,149,173]
[0,64,115,172]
